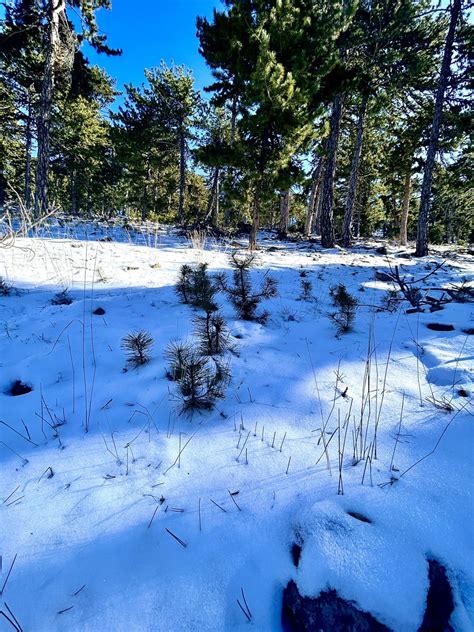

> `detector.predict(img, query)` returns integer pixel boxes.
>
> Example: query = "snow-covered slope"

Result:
[0,227,473,631]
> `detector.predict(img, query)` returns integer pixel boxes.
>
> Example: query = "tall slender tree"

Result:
[416,0,462,256]
[34,0,119,217]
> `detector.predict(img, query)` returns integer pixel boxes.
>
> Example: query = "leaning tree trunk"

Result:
[34,0,65,218]
[416,0,461,257]
[304,157,325,237]
[320,93,344,248]
[278,189,290,238]
[341,93,368,247]
[399,169,412,246]
[178,122,186,224]
[24,91,33,209]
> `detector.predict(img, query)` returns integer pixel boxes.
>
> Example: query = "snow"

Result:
[0,224,473,631]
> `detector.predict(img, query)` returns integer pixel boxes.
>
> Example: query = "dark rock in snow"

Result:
[282,581,391,632]
[376,246,387,255]
[461,328,474,335]
[418,559,454,632]
[93,307,106,315]
[426,323,455,332]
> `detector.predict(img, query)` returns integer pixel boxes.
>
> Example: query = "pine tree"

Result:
[33,0,120,217]
[416,0,463,257]
[197,0,346,249]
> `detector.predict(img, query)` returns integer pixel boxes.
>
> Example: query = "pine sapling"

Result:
[165,340,194,381]
[329,283,358,335]
[218,253,277,322]
[299,279,312,301]
[166,340,230,415]
[176,263,218,311]
[51,289,73,305]
[122,330,154,366]
[0,277,13,296]
[193,310,232,356]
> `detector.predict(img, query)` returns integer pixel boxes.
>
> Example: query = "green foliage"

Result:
[122,330,154,367]
[51,289,72,305]
[299,279,313,301]
[192,311,231,356]
[165,340,230,415]
[0,0,471,249]
[0,277,13,296]
[218,253,278,322]
[176,263,219,312]
[329,283,358,334]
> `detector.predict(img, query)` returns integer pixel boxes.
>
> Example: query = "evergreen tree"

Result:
[416,0,466,256]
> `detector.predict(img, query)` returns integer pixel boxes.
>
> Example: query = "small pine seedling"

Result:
[51,289,73,305]
[0,277,13,296]
[193,310,232,356]
[176,263,218,311]
[218,253,277,322]
[381,289,401,312]
[299,279,312,301]
[328,283,358,335]
[166,340,230,415]
[122,330,154,366]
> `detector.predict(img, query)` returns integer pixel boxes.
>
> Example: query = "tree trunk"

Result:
[142,161,151,222]
[341,93,368,247]
[24,92,33,209]
[313,164,325,234]
[212,167,220,227]
[224,95,238,227]
[415,0,461,257]
[278,189,290,238]
[320,93,344,248]
[399,169,412,246]
[34,0,65,218]
[70,168,77,215]
[178,123,186,224]
[304,157,325,237]
[249,192,260,251]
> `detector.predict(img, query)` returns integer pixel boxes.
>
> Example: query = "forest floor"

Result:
[0,222,473,631]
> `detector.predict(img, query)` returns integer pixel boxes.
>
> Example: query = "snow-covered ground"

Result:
[0,225,473,631]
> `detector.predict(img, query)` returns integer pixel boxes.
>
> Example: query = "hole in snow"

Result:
[6,380,33,396]
[347,510,372,524]
[291,543,302,568]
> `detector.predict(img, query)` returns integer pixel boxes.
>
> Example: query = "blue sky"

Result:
[78,0,222,107]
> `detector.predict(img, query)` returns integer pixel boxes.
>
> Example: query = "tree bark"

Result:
[34,0,65,218]
[224,95,238,227]
[178,122,186,224]
[320,93,344,248]
[278,189,290,238]
[399,169,412,246]
[304,157,325,237]
[415,0,461,257]
[212,167,220,227]
[249,192,260,251]
[24,91,33,209]
[341,93,368,247]
[70,168,77,215]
